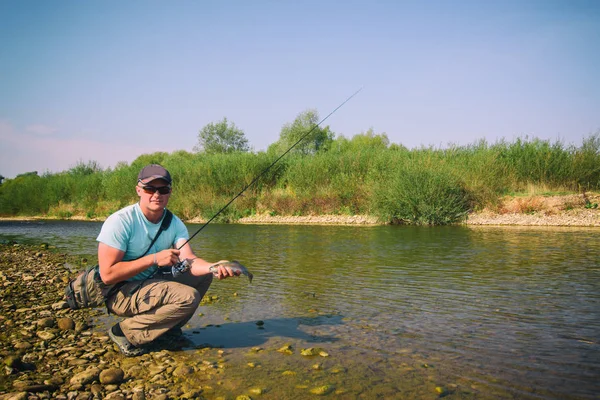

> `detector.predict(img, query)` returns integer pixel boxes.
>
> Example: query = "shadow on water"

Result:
[186,314,343,349]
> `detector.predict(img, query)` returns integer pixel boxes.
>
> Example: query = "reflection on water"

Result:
[1,221,599,399]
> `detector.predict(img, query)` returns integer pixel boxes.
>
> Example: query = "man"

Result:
[98,164,239,356]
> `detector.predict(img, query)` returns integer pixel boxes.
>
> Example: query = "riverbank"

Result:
[0,245,269,399]
[1,193,598,227]
[233,192,600,227]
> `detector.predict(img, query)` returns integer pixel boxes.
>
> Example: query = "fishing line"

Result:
[177,87,363,250]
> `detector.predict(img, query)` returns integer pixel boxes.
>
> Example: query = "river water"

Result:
[1,221,599,399]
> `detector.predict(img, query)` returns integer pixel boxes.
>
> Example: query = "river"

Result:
[1,220,598,399]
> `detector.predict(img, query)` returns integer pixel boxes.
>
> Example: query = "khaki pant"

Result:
[107,272,213,346]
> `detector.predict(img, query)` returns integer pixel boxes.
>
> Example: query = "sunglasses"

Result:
[140,185,172,195]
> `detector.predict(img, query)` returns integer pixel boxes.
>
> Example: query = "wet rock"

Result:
[99,368,125,384]
[173,364,194,377]
[310,385,335,395]
[277,344,294,355]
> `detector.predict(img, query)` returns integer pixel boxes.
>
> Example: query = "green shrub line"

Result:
[1,134,598,225]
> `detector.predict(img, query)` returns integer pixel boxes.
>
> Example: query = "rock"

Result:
[173,365,194,377]
[70,367,101,385]
[12,380,34,391]
[44,377,64,386]
[52,301,69,310]
[75,320,89,332]
[310,385,335,395]
[132,392,146,400]
[36,331,56,341]
[13,342,32,350]
[37,317,55,328]
[105,392,126,400]
[3,356,22,368]
[277,344,293,354]
[57,317,75,331]
[14,383,58,393]
[0,393,28,400]
[90,384,103,396]
[99,368,125,384]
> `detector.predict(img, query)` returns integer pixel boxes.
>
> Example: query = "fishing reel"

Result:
[171,259,191,277]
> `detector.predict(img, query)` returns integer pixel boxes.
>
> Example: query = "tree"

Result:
[194,118,250,154]
[69,160,103,176]
[333,128,390,152]
[268,109,334,156]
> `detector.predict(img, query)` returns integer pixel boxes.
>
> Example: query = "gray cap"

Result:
[138,164,172,184]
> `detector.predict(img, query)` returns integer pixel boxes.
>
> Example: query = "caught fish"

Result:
[209,260,253,283]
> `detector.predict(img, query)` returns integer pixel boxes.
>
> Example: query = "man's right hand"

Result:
[155,249,181,267]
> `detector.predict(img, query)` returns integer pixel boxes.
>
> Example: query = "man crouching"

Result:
[98,164,239,356]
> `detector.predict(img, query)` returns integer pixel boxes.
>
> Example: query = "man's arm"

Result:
[177,240,238,280]
[98,242,180,285]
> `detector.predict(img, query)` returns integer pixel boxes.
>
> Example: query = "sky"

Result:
[1,0,599,179]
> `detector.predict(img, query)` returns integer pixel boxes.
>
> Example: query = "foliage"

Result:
[333,128,390,152]
[193,117,250,154]
[268,109,334,156]
[372,161,472,225]
[0,133,599,225]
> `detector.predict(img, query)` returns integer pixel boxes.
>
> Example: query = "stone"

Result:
[51,301,69,310]
[37,317,55,328]
[0,393,28,400]
[70,367,101,385]
[57,317,75,331]
[173,365,194,377]
[36,331,56,341]
[99,368,125,385]
[13,342,33,350]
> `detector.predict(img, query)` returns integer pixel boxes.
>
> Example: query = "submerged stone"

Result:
[309,385,335,395]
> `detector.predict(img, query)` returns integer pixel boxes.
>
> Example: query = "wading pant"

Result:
[106,272,213,346]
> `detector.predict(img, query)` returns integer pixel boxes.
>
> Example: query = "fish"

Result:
[209,260,253,283]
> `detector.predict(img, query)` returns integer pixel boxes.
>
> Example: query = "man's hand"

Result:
[210,260,242,280]
[155,249,181,267]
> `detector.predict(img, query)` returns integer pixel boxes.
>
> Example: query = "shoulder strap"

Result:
[140,209,173,258]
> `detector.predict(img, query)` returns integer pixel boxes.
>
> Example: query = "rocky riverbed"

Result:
[0,244,261,400]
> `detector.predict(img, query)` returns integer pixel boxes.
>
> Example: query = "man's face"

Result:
[136,178,171,212]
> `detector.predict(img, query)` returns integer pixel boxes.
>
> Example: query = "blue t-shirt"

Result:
[96,203,189,281]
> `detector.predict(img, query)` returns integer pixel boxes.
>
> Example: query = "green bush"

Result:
[372,162,472,225]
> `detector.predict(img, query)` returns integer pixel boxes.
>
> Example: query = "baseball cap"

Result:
[137,164,172,185]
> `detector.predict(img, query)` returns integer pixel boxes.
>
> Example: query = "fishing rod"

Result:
[177,87,363,250]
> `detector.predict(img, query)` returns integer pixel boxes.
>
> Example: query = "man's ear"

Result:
[135,186,143,197]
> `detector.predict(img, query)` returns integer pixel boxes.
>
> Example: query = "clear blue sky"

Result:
[1,0,598,178]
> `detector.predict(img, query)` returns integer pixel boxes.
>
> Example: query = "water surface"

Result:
[1,221,598,399]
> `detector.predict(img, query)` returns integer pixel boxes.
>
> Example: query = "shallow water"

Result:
[1,221,599,399]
